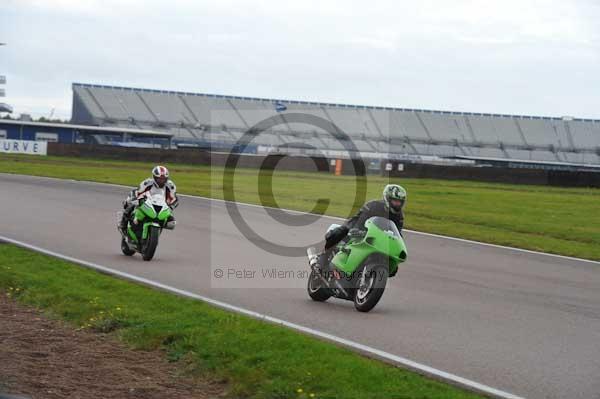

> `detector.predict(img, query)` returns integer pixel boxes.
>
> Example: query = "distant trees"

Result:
[0,114,68,123]
[36,116,68,123]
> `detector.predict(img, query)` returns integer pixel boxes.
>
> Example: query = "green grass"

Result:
[2,153,600,260]
[0,245,483,399]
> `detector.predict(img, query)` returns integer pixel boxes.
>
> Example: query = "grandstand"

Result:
[71,83,600,168]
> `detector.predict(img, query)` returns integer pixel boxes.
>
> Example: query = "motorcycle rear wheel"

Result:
[307,270,331,302]
[121,237,135,256]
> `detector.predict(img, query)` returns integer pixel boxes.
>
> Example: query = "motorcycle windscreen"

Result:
[365,216,401,238]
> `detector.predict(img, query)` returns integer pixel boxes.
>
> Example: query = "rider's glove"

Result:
[348,228,366,238]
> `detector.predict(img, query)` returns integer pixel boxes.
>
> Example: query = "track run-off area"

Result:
[1,173,599,399]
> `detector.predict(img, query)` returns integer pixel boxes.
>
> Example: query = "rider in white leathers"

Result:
[119,165,178,232]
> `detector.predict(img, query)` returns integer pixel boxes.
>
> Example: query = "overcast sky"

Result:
[1,0,599,120]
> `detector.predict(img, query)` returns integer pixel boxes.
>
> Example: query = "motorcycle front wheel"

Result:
[354,264,388,312]
[142,226,160,261]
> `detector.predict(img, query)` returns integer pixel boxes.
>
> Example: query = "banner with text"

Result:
[0,139,47,156]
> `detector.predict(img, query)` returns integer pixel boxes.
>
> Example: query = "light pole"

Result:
[0,42,11,116]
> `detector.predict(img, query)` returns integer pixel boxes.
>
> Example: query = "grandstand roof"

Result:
[72,83,600,123]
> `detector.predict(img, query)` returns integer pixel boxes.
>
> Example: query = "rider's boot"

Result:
[164,215,176,230]
[119,203,134,233]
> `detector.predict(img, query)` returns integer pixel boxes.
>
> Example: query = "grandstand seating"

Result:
[71,83,600,166]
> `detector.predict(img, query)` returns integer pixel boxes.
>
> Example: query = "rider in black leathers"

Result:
[315,184,407,271]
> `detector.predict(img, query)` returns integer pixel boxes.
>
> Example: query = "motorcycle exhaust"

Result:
[333,280,349,298]
[307,247,318,267]
[308,247,339,292]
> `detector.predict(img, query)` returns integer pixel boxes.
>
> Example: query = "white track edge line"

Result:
[4,172,599,265]
[66,175,600,265]
[0,235,524,399]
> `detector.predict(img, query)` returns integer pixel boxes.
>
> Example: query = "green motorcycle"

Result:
[307,216,408,312]
[118,192,175,261]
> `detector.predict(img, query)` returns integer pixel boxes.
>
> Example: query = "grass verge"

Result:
[0,244,483,399]
[1,154,600,260]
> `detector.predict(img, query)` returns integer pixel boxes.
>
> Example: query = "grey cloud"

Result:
[1,0,599,119]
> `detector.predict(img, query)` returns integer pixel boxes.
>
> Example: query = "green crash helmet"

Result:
[383,184,407,214]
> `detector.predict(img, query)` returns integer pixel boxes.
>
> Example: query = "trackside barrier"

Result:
[47,143,600,187]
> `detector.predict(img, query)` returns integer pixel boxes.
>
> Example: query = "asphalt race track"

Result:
[1,173,599,399]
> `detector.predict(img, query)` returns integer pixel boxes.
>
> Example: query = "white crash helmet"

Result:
[152,165,169,188]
